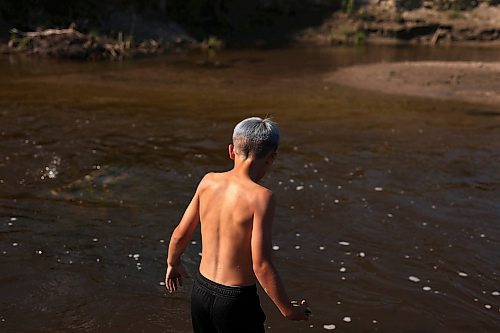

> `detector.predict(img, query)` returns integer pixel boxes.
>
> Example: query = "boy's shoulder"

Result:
[199,172,274,199]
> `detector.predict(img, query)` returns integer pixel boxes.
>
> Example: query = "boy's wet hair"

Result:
[232,117,280,159]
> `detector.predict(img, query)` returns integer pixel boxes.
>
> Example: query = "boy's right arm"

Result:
[251,192,310,321]
[165,177,205,292]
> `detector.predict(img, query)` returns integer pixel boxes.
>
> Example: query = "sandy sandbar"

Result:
[326,61,500,106]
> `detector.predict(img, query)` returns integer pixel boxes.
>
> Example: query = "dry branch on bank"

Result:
[7,26,197,60]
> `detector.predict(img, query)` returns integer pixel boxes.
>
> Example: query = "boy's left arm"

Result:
[165,182,203,292]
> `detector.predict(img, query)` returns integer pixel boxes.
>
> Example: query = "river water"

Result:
[0,46,499,332]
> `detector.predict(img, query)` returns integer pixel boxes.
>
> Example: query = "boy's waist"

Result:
[195,271,257,298]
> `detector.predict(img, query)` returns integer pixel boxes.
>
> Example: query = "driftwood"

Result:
[10,27,85,38]
[7,25,195,60]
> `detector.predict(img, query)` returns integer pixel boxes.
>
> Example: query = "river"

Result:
[0,46,499,332]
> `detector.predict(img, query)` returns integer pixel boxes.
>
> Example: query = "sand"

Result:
[326,61,500,106]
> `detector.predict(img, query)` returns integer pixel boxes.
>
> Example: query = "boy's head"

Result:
[232,117,280,160]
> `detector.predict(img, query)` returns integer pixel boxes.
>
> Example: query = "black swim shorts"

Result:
[191,272,266,333]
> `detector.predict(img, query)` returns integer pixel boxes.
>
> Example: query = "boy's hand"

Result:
[165,263,190,293]
[286,300,311,321]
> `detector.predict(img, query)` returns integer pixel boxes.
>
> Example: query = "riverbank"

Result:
[295,4,500,47]
[4,26,198,60]
[327,61,500,106]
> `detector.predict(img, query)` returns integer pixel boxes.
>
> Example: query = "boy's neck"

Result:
[232,157,265,183]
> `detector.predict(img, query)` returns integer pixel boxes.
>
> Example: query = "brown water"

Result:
[0,46,499,332]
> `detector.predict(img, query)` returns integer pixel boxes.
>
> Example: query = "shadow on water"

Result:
[466,109,500,117]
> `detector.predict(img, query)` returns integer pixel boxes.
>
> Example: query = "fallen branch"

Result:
[10,27,85,38]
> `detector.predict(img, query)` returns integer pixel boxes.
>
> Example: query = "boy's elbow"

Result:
[253,259,272,277]
[171,228,188,244]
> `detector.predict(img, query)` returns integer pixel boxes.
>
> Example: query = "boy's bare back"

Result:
[197,171,272,287]
[165,117,310,329]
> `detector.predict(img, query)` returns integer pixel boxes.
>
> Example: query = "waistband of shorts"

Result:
[195,271,257,297]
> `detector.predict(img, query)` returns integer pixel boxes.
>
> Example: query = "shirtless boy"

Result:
[165,117,310,332]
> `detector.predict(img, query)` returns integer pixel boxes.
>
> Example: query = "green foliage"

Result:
[17,37,30,50]
[354,30,366,44]
[356,9,371,21]
[342,0,356,15]
[432,0,479,11]
[447,9,464,19]
[206,36,222,49]
[90,29,102,39]
[451,0,478,10]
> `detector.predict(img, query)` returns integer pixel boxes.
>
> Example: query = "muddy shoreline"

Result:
[327,61,500,106]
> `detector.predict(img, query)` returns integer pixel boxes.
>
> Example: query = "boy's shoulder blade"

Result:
[252,183,274,201]
[199,171,228,189]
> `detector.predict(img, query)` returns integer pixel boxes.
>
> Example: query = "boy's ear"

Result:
[228,144,236,160]
[266,151,277,165]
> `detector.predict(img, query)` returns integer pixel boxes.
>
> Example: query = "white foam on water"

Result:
[343,317,351,323]
[409,276,420,283]
[323,324,336,330]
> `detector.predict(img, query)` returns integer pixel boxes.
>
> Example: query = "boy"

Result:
[165,117,310,333]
